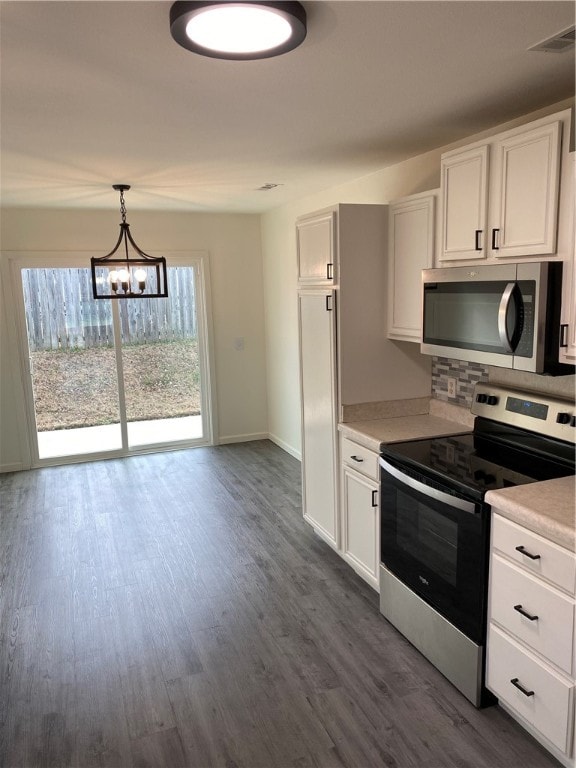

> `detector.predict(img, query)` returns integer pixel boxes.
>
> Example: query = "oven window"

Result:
[380,460,489,644]
[396,495,457,586]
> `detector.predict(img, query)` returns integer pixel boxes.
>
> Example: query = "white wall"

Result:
[261,99,575,458]
[0,208,268,471]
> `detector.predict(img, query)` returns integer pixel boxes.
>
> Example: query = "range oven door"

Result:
[380,455,489,645]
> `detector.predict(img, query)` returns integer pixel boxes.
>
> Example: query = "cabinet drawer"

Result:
[341,437,379,480]
[492,514,576,595]
[487,625,573,754]
[490,554,574,675]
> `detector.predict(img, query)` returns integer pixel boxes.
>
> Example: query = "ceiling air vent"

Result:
[529,25,575,53]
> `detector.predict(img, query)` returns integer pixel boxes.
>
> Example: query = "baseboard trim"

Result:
[0,462,25,474]
[268,433,301,461]
[218,432,269,445]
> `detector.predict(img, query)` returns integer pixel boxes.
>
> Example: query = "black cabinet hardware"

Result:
[560,324,569,348]
[510,678,534,697]
[371,490,378,508]
[350,455,364,463]
[515,545,540,560]
[514,604,538,621]
[327,263,333,280]
[325,295,333,312]
[474,230,482,250]
[491,228,500,250]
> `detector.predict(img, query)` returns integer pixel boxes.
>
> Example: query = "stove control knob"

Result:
[556,412,571,425]
[486,395,499,406]
[476,394,488,404]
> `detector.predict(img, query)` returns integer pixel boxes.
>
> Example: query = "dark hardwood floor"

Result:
[0,440,560,768]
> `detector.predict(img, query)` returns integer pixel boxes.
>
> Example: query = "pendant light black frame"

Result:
[90,185,168,300]
[169,1,307,60]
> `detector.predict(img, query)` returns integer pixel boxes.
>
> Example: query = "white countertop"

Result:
[486,476,576,552]
[338,414,471,452]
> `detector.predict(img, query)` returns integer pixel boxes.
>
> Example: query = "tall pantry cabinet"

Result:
[296,204,431,554]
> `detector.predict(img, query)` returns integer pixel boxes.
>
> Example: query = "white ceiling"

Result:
[1,0,574,213]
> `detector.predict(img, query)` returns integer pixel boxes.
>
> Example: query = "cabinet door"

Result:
[298,290,339,547]
[341,465,379,589]
[440,145,488,261]
[560,154,576,364]
[491,121,561,258]
[388,193,436,341]
[296,211,337,285]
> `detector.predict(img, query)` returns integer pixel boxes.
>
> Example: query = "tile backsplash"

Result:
[432,357,489,407]
[432,356,576,407]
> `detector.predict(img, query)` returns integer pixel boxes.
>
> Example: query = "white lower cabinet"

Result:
[487,513,576,767]
[298,289,339,547]
[487,625,573,754]
[340,435,380,590]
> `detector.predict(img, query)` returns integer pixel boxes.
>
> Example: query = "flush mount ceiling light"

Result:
[90,185,168,300]
[169,1,307,60]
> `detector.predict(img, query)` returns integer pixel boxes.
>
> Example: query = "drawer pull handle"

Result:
[371,489,378,508]
[515,545,540,560]
[350,455,364,463]
[510,678,534,697]
[514,604,538,621]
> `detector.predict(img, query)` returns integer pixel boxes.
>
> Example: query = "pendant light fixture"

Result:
[169,1,307,60]
[90,185,168,300]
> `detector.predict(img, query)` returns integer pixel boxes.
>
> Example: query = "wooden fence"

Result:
[22,267,197,351]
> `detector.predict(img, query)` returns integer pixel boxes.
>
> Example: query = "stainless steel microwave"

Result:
[421,262,571,374]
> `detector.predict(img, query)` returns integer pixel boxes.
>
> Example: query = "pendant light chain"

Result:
[119,188,128,224]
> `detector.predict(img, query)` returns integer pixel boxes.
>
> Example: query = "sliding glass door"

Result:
[14,255,214,465]
[120,267,204,448]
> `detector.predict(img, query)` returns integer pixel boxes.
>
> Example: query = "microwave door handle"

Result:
[379,457,477,514]
[498,282,517,353]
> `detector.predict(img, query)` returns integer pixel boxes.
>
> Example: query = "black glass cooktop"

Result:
[380,418,576,499]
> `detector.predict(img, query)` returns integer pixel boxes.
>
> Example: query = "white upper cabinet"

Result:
[296,210,337,285]
[491,120,561,259]
[440,146,488,261]
[439,111,566,264]
[388,191,437,341]
[559,153,576,364]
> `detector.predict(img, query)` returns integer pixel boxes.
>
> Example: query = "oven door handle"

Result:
[379,457,478,514]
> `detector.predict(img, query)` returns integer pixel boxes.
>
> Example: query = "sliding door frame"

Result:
[7,251,218,468]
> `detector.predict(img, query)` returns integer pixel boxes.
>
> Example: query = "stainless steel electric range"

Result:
[379,383,576,707]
